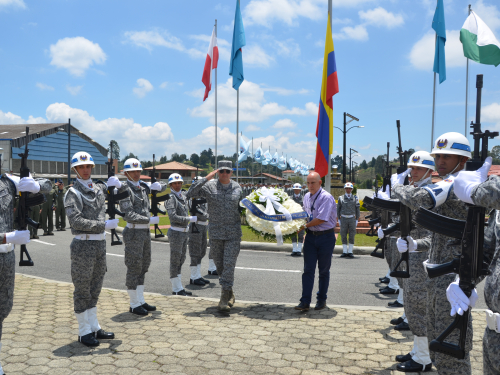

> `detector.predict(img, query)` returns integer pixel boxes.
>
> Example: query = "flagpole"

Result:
[465,5,471,137]
[261,142,263,180]
[325,0,332,193]
[251,137,253,180]
[215,19,218,170]
[236,89,239,184]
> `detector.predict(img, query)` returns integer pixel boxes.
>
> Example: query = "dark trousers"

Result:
[300,231,335,305]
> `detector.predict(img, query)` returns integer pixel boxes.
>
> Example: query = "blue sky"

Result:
[0,0,499,167]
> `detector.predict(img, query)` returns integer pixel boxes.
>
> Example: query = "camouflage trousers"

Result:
[0,250,15,341]
[483,326,500,375]
[384,236,394,273]
[339,217,356,245]
[188,224,208,266]
[167,229,188,279]
[291,229,304,244]
[29,205,40,237]
[123,227,151,290]
[70,239,107,314]
[210,239,241,291]
[55,205,66,229]
[403,251,428,336]
[426,276,472,375]
[41,207,54,233]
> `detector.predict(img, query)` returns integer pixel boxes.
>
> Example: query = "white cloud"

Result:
[160,82,168,89]
[49,37,106,77]
[273,119,297,129]
[332,25,369,41]
[473,0,500,31]
[190,78,317,124]
[272,38,301,58]
[359,7,404,28]
[409,30,465,70]
[305,102,318,115]
[245,124,262,132]
[133,78,153,98]
[0,110,45,124]
[262,86,310,95]
[36,83,54,91]
[0,0,25,9]
[483,102,500,130]
[66,85,82,96]
[244,45,275,67]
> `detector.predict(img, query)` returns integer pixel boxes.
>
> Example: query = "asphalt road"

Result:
[16,229,486,309]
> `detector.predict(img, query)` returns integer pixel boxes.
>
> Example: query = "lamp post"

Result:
[349,148,359,182]
[334,112,363,183]
[352,161,358,184]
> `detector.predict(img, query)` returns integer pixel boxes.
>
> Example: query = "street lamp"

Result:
[349,148,359,182]
[352,161,358,184]
[334,112,364,183]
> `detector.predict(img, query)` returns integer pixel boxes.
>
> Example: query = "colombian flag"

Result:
[315,13,339,177]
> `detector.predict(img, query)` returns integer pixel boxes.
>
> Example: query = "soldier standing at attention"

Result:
[337,182,360,258]
[0,172,52,375]
[187,161,243,312]
[29,203,41,239]
[289,183,305,257]
[64,151,126,347]
[55,179,68,231]
[119,158,166,315]
[41,183,57,235]
[165,173,197,296]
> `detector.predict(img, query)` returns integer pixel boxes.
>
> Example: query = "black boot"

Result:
[94,329,115,339]
[200,277,210,284]
[190,278,205,286]
[208,270,218,276]
[130,306,148,316]
[395,353,412,363]
[396,359,432,372]
[390,316,404,325]
[172,289,192,296]
[79,332,99,347]
[141,303,156,312]
[394,322,410,331]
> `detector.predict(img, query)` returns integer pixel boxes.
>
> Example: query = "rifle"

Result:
[413,74,498,359]
[362,197,380,237]
[190,197,207,233]
[105,141,129,246]
[150,154,170,238]
[382,142,393,196]
[16,127,46,266]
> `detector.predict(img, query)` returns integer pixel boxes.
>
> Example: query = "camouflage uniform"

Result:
[392,176,472,375]
[41,185,57,233]
[337,194,360,245]
[29,204,41,238]
[188,199,209,266]
[187,178,243,291]
[55,185,68,230]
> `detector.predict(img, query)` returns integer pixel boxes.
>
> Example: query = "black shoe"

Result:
[47,231,54,235]
[379,276,388,282]
[395,353,412,363]
[94,329,114,339]
[314,301,327,310]
[379,287,399,294]
[347,253,354,258]
[172,289,192,296]
[61,228,66,231]
[294,302,310,311]
[200,277,210,284]
[379,277,390,284]
[43,232,49,236]
[79,332,99,347]
[291,252,302,256]
[208,270,218,276]
[394,322,410,331]
[129,306,148,316]
[141,303,156,312]
[388,301,404,308]
[390,317,404,325]
[340,253,347,258]
[33,235,39,239]
[190,278,205,286]
[396,359,432,372]
[57,228,63,231]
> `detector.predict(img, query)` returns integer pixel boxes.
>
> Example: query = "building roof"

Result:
[282,170,294,173]
[144,161,198,171]
[252,172,290,182]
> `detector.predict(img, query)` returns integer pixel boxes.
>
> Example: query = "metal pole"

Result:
[431,31,437,148]
[67,119,71,183]
[324,0,333,191]
[261,142,263,179]
[236,89,239,183]
[251,137,253,178]
[465,5,471,137]
[215,19,218,169]
[343,112,347,183]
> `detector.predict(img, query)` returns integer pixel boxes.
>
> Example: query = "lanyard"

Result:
[309,189,322,220]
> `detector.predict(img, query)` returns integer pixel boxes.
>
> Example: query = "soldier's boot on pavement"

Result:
[137,285,156,311]
[75,311,99,347]
[197,264,210,284]
[297,243,302,255]
[228,289,235,307]
[88,307,115,339]
[218,290,232,312]
[348,243,354,258]
[190,266,205,285]
[340,244,348,258]
[396,336,432,372]
[127,290,148,315]
[208,259,218,276]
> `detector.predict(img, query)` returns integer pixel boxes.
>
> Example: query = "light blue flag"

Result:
[254,147,263,163]
[432,0,446,84]
[229,0,246,90]
[278,156,287,170]
[288,157,295,169]
[238,135,249,163]
[270,152,279,166]
[262,150,272,166]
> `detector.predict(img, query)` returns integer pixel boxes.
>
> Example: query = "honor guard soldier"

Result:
[0,173,52,375]
[119,158,166,315]
[41,183,57,235]
[187,161,243,312]
[188,176,210,286]
[64,151,126,347]
[391,132,472,374]
[55,179,68,230]
[337,182,360,258]
[165,173,196,296]
[290,183,305,256]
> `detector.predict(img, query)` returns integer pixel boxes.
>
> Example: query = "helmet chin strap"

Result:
[72,167,83,180]
[410,168,433,187]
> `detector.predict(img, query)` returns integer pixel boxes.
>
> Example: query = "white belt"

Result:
[0,244,14,253]
[74,232,106,241]
[126,223,150,229]
[195,221,208,226]
[486,310,500,333]
[170,226,189,233]
[342,215,354,218]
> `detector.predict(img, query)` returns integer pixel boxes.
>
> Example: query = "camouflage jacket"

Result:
[165,190,191,228]
[187,178,243,240]
[337,194,360,219]
[288,191,305,206]
[55,186,69,207]
[119,180,167,224]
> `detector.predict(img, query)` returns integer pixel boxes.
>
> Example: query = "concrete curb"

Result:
[115,225,375,255]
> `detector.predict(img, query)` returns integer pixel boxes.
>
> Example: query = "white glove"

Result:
[396,236,418,253]
[5,230,30,245]
[376,186,391,200]
[189,216,198,223]
[454,156,492,204]
[150,182,162,191]
[107,176,121,188]
[377,227,385,239]
[391,168,411,187]
[18,177,40,194]
[105,219,119,230]
[149,216,160,225]
[446,278,479,316]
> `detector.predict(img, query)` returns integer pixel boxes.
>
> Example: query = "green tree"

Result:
[121,152,138,163]
[190,153,200,165]
[171,153,181,162]
[489,146,500,165]
[179,154,187,161]
[360,160,368,169]
[109,140,120,160]
[159,155,168,163]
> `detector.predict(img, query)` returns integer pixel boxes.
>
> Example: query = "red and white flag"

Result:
[202,27,219,101]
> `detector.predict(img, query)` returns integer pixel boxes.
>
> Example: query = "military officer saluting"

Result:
[64,151,127,347]
[337,182,360,258]
[289,183,305,257]
[119,158,167,315]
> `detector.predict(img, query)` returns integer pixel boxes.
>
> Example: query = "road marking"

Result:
[106,253,124,257]
[235,266,301,273]
[105,231,111,235]
[32,239,56,246]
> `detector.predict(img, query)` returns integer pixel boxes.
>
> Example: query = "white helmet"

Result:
[430,132,471,159]
[123,158,142,172]
[344,182,354,189]
[408,151,435,171]
[168,173,183,185]
[192,176,201,182]
[293,183,301,189]
[71,152,95,169]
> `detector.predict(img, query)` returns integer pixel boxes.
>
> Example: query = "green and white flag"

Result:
[460,11,500,67]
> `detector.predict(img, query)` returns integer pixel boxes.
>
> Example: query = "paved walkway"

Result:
[1,274,486,374]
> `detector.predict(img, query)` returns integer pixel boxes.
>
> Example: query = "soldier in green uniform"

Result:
[41,183,57,235]
[29,204,41,239]
[55,179,68,231]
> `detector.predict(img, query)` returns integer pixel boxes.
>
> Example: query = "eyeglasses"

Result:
[219,170,231,174]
